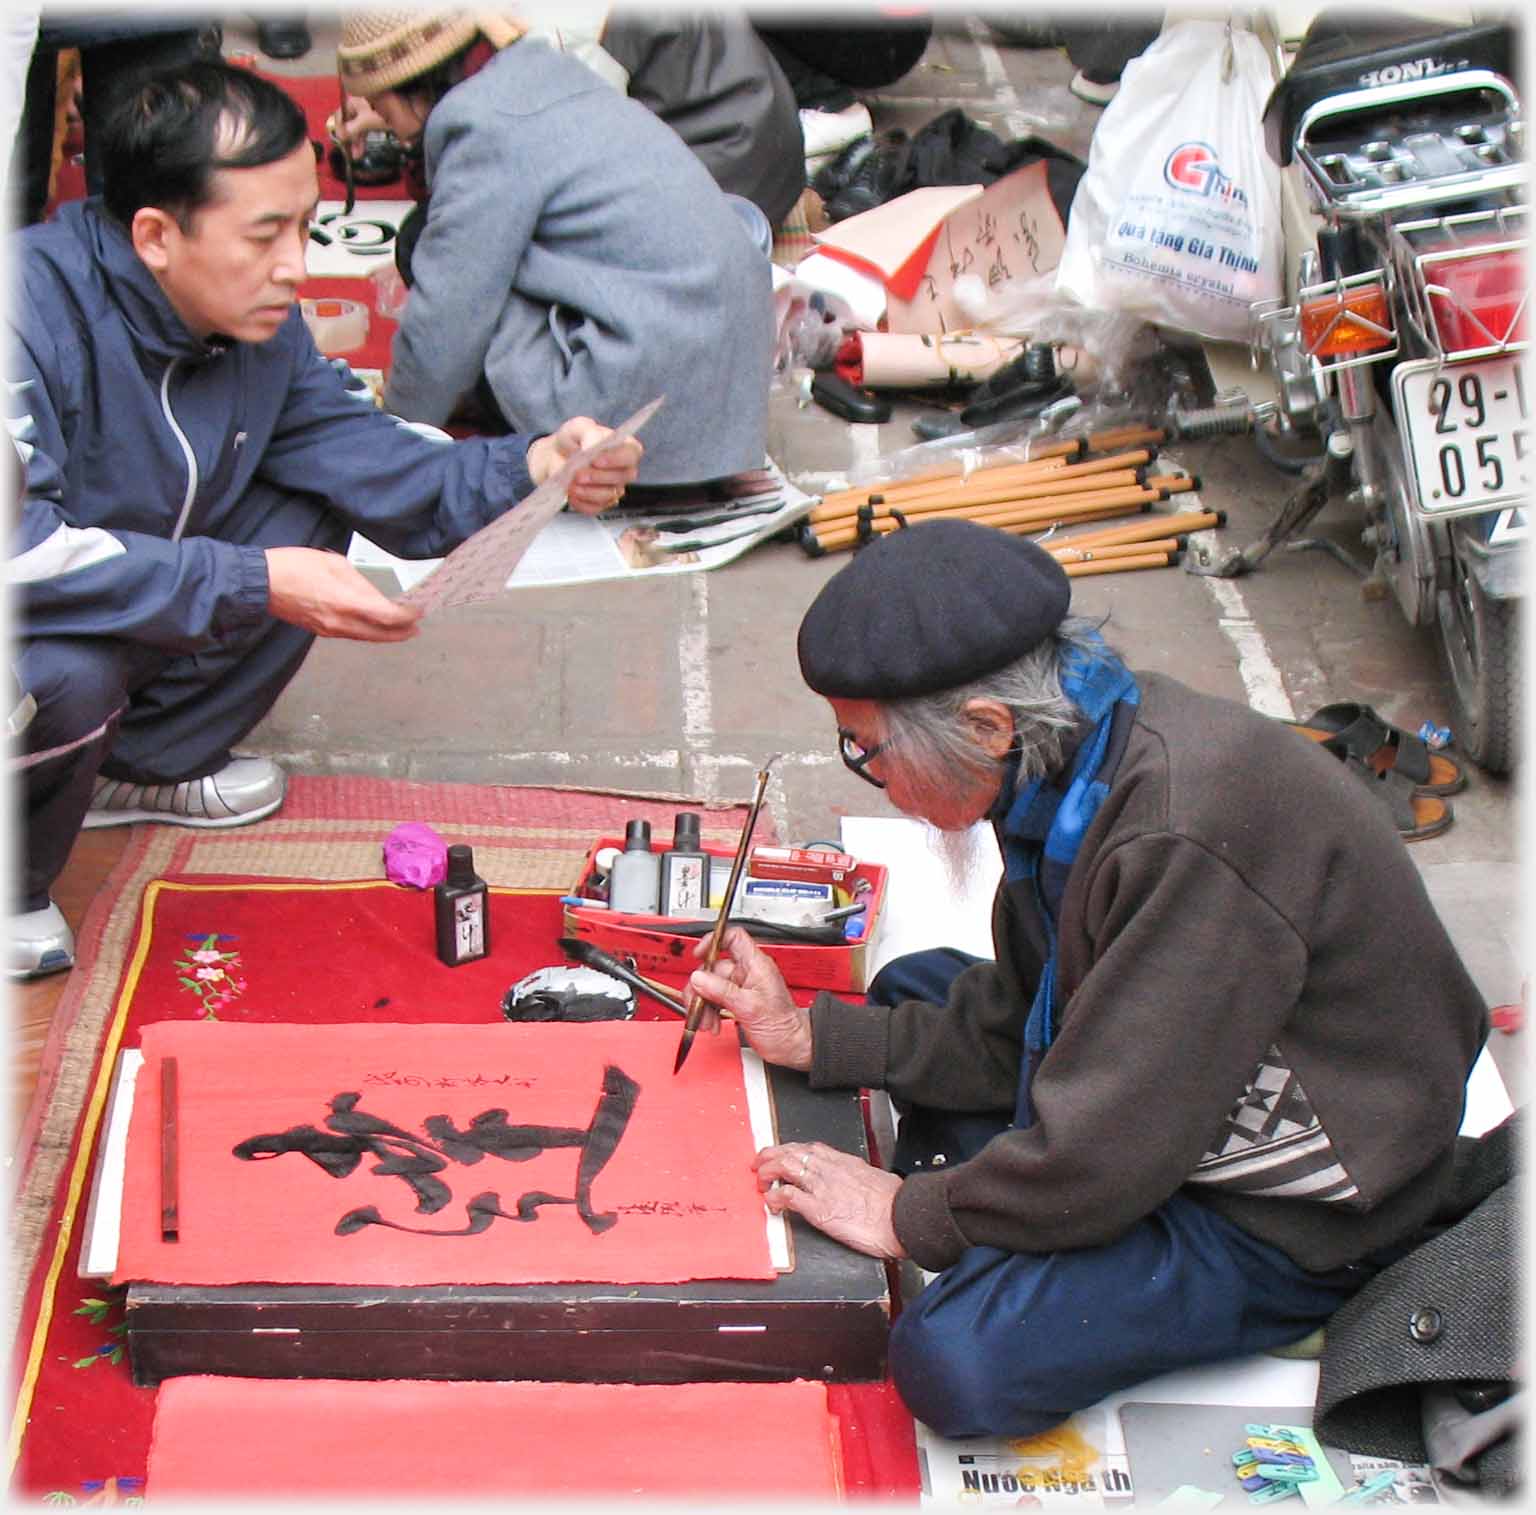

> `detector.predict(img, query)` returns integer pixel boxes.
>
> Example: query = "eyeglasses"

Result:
[837,728,892,789]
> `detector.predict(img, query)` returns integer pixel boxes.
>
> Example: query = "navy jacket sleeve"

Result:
[258,336,537,560]
[8,327,270,653]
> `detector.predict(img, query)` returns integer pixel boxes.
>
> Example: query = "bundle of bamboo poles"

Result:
[797,424,1223,576]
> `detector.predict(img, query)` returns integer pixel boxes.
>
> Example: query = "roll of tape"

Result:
[300,296,370,355]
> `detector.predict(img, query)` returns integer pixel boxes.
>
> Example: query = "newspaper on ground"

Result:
[350,450,816,597]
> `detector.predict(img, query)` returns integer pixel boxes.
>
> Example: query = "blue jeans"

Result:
[870,949,1365,1438]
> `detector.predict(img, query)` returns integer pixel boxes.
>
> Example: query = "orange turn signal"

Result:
[1299,283,1394,358]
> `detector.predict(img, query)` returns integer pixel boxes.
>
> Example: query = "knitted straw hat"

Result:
[337,8,481,96]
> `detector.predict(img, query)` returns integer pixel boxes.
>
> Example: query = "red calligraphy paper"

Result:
[148,1376,844,1498]
[113,1021,775,1286]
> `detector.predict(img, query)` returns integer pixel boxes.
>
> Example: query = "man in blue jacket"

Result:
[7,59,641,979]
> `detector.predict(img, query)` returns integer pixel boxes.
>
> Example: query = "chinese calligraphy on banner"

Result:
[114,1021,775,1287]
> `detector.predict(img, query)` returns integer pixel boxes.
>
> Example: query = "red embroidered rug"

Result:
[7,776,919,1504]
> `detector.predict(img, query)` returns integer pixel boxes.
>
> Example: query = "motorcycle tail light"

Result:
[1428,249,1528,353]
[1299,282,1394,358]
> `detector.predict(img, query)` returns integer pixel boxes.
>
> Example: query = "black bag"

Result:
[813,108,1084,227]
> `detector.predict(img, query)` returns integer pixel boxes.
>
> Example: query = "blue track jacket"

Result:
[7,200,537,654]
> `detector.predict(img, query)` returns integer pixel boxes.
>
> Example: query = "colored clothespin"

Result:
[1256,1463,1319,1483]
[1335,1470,1399,1505]
[1247,1480,1301,1504]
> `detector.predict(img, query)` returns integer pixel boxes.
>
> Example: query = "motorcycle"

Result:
[1183,10,1526,774]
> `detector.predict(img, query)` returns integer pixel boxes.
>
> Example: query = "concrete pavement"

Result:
[234,13,1527,1103]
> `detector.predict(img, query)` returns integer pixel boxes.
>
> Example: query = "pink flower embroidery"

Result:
[174,933,247,1020]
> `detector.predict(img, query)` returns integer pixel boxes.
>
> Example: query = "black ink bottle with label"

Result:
[660,812,711,918]
[435,843,490,965]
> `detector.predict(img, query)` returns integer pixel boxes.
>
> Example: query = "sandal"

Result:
[1288,701,1467,796]
[1329,745,1455,842]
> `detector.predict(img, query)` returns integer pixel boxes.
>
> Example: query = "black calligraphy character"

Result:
[1014,211,1042,274]
[234,1066,642,1240]
[234,1092,453,1212]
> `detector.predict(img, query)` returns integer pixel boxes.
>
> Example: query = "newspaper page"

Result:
[350,455,816,596]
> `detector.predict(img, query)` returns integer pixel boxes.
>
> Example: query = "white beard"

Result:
[923,820,991,895]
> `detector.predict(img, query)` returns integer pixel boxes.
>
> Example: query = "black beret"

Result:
[797,520,1072,699]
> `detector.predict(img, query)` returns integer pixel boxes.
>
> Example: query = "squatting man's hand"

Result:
[263,419,640,640]
[527,417,644,514]
[265,545,422,643]
[688,926,907,1262]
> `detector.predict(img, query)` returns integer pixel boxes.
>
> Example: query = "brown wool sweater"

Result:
[809,674,1489,1274]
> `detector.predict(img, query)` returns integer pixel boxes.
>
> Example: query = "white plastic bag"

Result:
[1055,19,1282,342]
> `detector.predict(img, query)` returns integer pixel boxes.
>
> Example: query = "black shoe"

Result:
[256,20,312,60]
[811,131,909,222]
[910,373,1076,440]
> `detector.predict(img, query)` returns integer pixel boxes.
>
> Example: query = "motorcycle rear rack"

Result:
[1294,69,1525,220]
[1389,203,1530,363]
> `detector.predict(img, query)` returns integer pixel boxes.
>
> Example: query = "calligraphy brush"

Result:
[674,754,780,1073]
[556,936,690,1018]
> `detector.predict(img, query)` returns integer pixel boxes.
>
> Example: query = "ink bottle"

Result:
[435,843,490,965]
[659,812,711,918]
[607,819,661,914]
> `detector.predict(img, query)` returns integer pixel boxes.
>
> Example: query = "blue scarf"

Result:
[992,637,1139,1128]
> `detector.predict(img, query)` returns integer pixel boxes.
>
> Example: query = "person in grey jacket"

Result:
[686,520,1489,1440]
[8,60,640,979]
[336,9,774,487]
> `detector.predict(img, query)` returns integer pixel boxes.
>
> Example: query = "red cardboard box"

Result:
[562,838,887,995]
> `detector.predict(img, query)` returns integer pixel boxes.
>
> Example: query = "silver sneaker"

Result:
[10,900,76,979]
[82,756,287,830]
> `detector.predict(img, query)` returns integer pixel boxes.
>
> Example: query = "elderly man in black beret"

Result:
[687,519,1488,1440]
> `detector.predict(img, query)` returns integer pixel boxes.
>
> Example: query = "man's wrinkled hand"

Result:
[265,547,422,642]
[753,1142,906,1260]
[527,417,643,515]
[686,925,813,1070]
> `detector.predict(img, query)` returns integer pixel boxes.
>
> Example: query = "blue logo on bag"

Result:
[1164,142,1249,207]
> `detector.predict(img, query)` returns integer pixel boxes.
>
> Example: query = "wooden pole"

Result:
[812,455,1070,522]
[1084,424,1169,452]
[811,436,1087,519]
[1049,538,1183,564]
[810,488,1158,553]
[946,485,1163,528]
[1063,551,1179,576]
[1042,509,1226,552]
[853,468,1148,522]
[811,448,1161,524]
